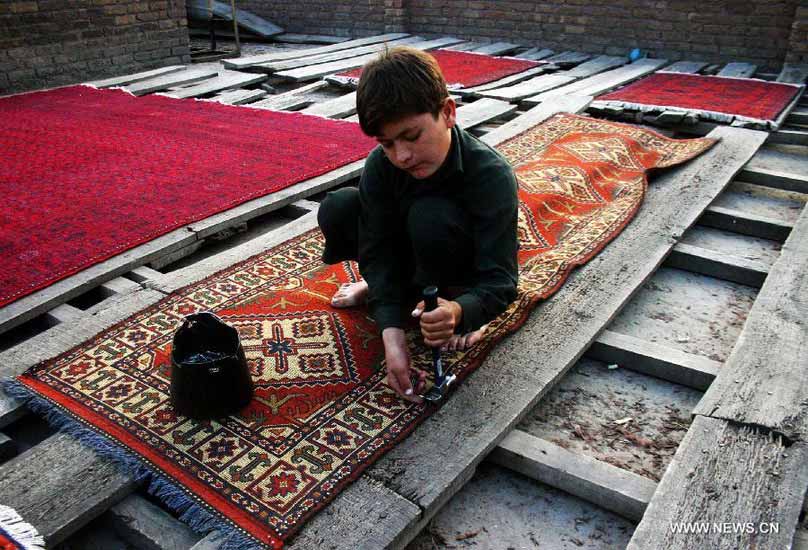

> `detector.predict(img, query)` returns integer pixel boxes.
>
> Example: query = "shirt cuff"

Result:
[454,292,484,334]
[371,303,407,333]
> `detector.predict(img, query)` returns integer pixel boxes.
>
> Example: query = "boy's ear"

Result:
[442,97,457,128]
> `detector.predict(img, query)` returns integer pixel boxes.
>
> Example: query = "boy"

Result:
[317,46,519,403]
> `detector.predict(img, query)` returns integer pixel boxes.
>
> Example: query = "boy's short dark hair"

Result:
[356,46,449,137]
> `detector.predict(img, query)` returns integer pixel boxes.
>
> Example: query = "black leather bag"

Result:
[170,312,253,419]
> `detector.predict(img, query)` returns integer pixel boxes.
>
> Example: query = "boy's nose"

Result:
[396,145,413,165]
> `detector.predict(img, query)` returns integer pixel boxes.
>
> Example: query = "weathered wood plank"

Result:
[0,288,165,428]
[694,205,808,440]
[545,51,592,67]
[739,147,808,193]
[768,128,808,146]
[717,62,758,78]
[0,431,14,460]
[0,228,194,337]
[490,430,656,521]
[301,91,357,118]
[248,80,327,111]
[128,266,166,286]
[586,329,720,390]
[514,47,554,61]
[700,205,793,242]
[471,42,520,56]
[477,73,576,102]
[563,55,627,78]
[454,98,518,129]
[125,68,218,96]
[454,65,551,97]
[0,433,139,546]
[223,33,410,69]
[209,88,267,105]
[45,303,85,324]
[299,126,765,548]
[666,241,769,288]
[273,33,349,45]
[259,36,422,72]
[524,58,668,105]
[777,63,808,84]
[628,416,808,550]
[109,495,201,550]
[439,41,481,51]
[789,107,808,125]
[275,37,463,82]
[186,0,283,37]
[479,95,592,146]
[163,71,267,99]
[663,61,708,74]
[87,66,185,88]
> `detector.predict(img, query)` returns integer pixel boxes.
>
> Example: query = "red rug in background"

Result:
[16,114,715,548]
[332,49,541,89]
[0,85,376,308]
[598,72,802,123]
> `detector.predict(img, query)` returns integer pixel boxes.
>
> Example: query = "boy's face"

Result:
[375,99,456,180]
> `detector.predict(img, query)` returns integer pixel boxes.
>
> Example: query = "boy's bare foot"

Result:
[331,280,369,308]
[443,323,489,351]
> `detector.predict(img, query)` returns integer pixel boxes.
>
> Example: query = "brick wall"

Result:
[0,0,191,95]
[237,1,386,38]
[786,4,807,63]
[246,0,801,72]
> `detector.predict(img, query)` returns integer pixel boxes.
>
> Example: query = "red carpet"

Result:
[15,115,715,548]
[598,72,802,124]
[0,86,375,308]
[332,49,541,89]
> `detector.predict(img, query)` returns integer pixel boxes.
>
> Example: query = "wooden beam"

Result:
[699,205,793,242]
[563,55,627,78]
[109,495,201,550]
[455,98,518,129]
[477,73,576,102]
[125,68,218,96]
[0,433,139,546]
[275,37,464,82]
[248,80,327,111]
[694,205,808,440]
[186,0,283,38]
[666,241,769,288]
[777,63,808,84]
[489,430,656,522]
[545,51,592,67]
[272,33,349,45]
[223,33,410,69]
[738,166,808,194]
[628,416,808,550]
[258,36,422,72]
[768,128,808,146]
[586,329,720,391]
[471,42,520,56]
[514,47,554,61]
[479,95,592,146]
[44,303,84,324]
[208,88,267,105]
[163,71,267,99]
[523,58,668,105]
[663,61,708,74]
[454,65,550,98]
[0,432,14,460]
[301,92,357,118]
[718,62,758,78]
[87,66,186,88]
[788,107,808,125]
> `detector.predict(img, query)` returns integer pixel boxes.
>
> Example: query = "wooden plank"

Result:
[478,73,576,102]
[0,289,165,428]
[109,495,201,550]
[45,303,84,324]
[209,88,267,105]
[718,62,758,78]
[223,33,410,69]
[295,126,766,548]
[663,61,708,74]
[0,228,194,337]
[586,329,720,390]
[272,33,350,45]
[777,63,808,84]
[490,430,656,521]
[87,66,186,88]
[128,266,166,286]
[455,98,518,129]
[164,71,267,99]
[789,107,808,125]
[248,80,328,110]
[545,51,592,67]
[768,128,808,146]
[259,36,423,72]
[99,277,140,295]
[301,91,357,118]
[479,95,592,146]
[524,58,668,106]
[471,42,520,56]
[514,47,554,61]
[738,166,808,194]
[0,433,139,546]
[441,41,481,51]
[126,68,218,96]
[0,432,14,460]
[563,55,627,78]
[186,0,283,37]
[454,65,551,97]
[700,205,793,242]
[666,241,769,288]
[628,416,808,550]
[694,205,808,440]
[275,37,464,82]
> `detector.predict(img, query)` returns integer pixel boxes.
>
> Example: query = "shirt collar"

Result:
[423,125,465,184]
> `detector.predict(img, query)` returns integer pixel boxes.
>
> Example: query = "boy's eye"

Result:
[404,131,421,142]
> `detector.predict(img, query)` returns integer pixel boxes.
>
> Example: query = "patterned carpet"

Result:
[0,85,375,308]
[15,114,715,549]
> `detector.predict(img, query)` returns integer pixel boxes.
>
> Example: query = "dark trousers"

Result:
[317,187,475,297]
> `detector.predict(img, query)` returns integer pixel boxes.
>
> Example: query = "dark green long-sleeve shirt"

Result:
[357,125,519,333]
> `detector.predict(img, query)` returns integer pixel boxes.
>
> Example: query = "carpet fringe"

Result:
[590,99,777,127]
[2,379,274,550]
[0,505,45,550]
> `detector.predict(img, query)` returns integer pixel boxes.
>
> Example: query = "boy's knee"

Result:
[318,187,360,233]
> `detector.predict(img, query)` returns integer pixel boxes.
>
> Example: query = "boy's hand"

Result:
[412,298,462,348]
[382,328,426,403]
